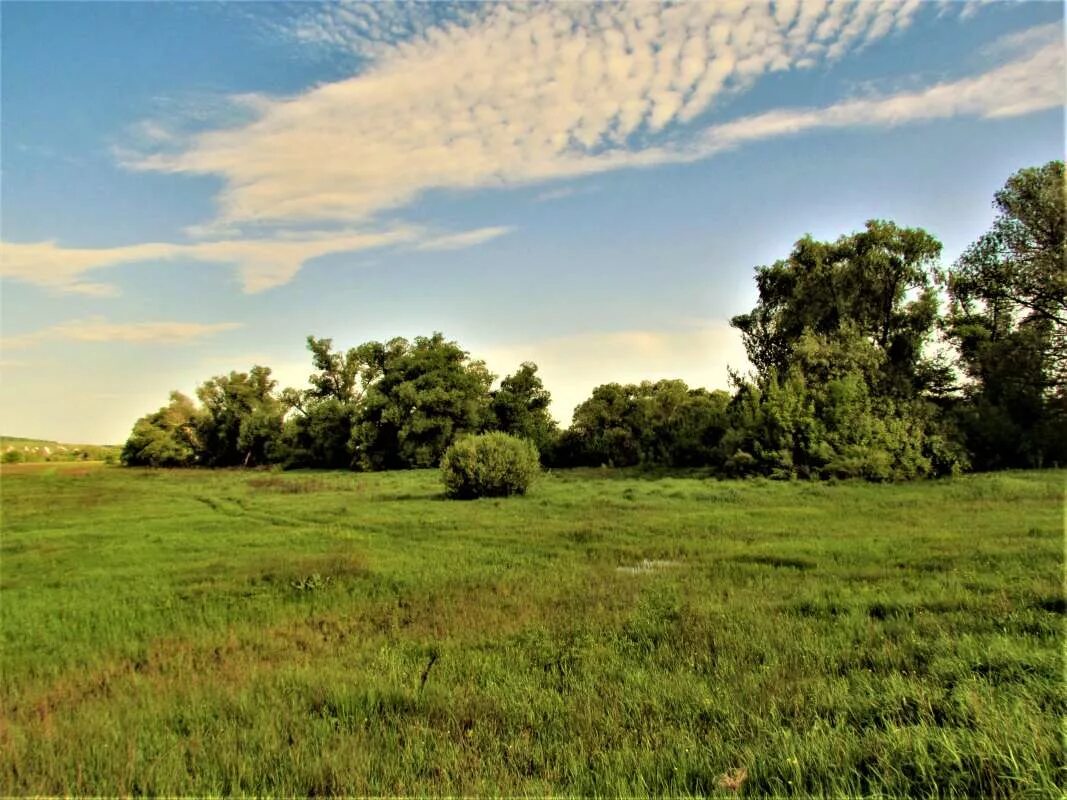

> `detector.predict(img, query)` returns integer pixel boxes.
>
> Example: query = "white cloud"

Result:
[479,323,750,425]
[534,186,585,203]
[979,19,1062,57]
[694,36,1064,153]
[413,226,514,252]
[127,1,927,229]
[0,225,504,295]
[0,240,173,297]
[14,8,1061,299]
[3,318,243,349]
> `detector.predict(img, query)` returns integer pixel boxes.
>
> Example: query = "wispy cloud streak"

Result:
[0,226,505,294]
[4,318,243,349]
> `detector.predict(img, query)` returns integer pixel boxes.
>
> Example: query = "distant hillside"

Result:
[1,436,121,464]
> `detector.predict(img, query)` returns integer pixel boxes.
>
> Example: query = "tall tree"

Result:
[487,362,558,455]
[945,160,1066,468]
[196,366,284,467]
[350,333,494,469]
[279,337,365,468]
[305,336,365,404]
[731,220,943,397]
[725,221,964,479]
[121,391,200,467]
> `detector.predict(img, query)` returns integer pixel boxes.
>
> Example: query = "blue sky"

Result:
[1,0,1063,443]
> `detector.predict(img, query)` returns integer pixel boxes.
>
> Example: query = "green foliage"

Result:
[724,220,970,480]
[195,366,285,467]
[121,391,200,467]
[723,330,967,480]
[562,380,730,467]
[280,397,358,469]
[440,431,540,499]
[731,219,943,398]
[487,362,558,457]
[119,334,542,473]
[114,164,1063,480]
[946,160,1066,469]
[352,334,495,470]
[122,368,285,468]
[305,335,365,403]
[2,450,25,464]
[2,466,1062,795]
[277,337,365,469]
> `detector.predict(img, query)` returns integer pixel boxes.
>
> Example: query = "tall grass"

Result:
[1,463,1062,796]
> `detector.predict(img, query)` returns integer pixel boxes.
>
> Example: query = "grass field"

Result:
[0,463,1063,796]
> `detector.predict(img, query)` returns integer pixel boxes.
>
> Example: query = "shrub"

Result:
[2,450,24,464]
[441,432,540,499]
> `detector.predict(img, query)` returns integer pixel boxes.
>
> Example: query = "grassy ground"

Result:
[0,463,1062,796]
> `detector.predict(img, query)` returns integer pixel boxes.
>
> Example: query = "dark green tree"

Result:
[350,333,494,469]
[279,337,365,468]
[487,362,558,455]
[563,380,731,467]
[196,366,284,467]
[567,383,643,466]
[731,220,943,397]
[121,391,200,467]
[945,161,1066,468]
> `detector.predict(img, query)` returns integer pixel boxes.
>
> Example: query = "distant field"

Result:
[1,435,120,464]
[0,465,1062,796]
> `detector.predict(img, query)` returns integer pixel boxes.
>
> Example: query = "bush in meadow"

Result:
[441,432,540,499]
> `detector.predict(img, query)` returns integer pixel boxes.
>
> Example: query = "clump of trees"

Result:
[123,391,203,467]
[555,380,731,468]
[123,161,1065,480]
[721,220,965,480]
[123,333,556,472]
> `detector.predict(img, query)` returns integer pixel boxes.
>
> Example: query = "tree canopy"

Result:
[945,160,1066,468]
[562,380,731,468]
[731,219,943,397]
[351,333,495,470]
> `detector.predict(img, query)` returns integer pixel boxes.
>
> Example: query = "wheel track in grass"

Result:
[190,493,340,532]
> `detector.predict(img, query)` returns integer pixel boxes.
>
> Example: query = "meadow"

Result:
[0,463,1062,797]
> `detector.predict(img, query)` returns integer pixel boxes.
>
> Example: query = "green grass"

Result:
[0,463,1063,796]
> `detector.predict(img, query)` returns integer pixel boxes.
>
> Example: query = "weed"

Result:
[291,573,334,592]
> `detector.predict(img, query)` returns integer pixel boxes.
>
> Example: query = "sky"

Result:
[1,0,1064,444]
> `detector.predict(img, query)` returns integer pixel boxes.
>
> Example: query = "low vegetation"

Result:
[0,463,1062,795]
[441,432,541,499]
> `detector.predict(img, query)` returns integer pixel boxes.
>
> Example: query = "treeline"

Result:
[123,161,1066,480]
[123,335,555,472]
